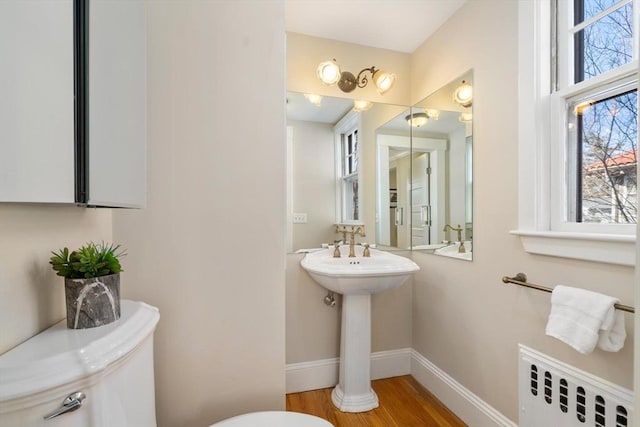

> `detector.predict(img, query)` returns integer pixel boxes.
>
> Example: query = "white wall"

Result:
[288,119,336,250]
[0,207,111,354]
[447,126,467,232]
[113,2,286,426]
[410,0,634,422]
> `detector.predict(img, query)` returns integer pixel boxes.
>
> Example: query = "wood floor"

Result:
[286,375,467,427]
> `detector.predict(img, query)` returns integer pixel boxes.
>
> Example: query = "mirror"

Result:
[286,92,409,253]
[408,70,473,260]
[286,69,473,260]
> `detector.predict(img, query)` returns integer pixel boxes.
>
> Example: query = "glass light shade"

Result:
[459,112,473,123]
[317,60,341,85]
[406,112,428,127]
[303,93,323,106]
[425,109,440,120]
[372,70,396,95]
[353,100,373,111]
[453,81,473,107]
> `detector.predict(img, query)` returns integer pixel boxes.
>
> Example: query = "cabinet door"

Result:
[87,0,146,207]
[0,1,75,203]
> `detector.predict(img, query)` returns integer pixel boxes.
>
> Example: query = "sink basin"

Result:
[300,245,419,295]
[300,245,419,413]
[434,241,472,260]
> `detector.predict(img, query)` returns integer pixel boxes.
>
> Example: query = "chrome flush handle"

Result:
[43,391,86,420]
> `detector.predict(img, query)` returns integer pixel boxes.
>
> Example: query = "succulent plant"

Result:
[50,242,125,279]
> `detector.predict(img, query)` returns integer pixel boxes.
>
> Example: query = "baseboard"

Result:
[286,348,516,427]
[285,348,411,394]
[286,357,339,394]
[410,349,517,427]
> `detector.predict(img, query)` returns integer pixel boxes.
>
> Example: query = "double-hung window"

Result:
[517,0,638,265]
[340,127,360,222]
[334,111,361,223]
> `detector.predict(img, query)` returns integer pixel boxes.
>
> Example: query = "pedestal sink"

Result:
[301,245,419,412]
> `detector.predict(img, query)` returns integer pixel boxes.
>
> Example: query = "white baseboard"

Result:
[286,357,339,394]
[286,348,516,427]
[410,349,517,427]
[285,348,411,394]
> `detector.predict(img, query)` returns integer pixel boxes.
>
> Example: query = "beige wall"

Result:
[410,0,634,422]
[113,2,286,426]
[0,206,111,354]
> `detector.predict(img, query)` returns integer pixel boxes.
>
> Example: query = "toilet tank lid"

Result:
[0,300,160,402]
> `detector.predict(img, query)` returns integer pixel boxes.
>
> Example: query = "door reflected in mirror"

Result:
[409,70,473,260]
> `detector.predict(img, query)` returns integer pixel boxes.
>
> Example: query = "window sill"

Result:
[510,230,636,267]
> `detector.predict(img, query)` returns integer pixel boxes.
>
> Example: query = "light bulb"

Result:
[453,81,473,107]
[353,100,373,111]
[304,93,323,106]
[316,60,341,85]
[373,70,396,95]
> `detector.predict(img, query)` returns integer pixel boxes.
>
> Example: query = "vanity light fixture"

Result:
[459,112,473,123]
[405,112,428,127]
[316,59,396,95]
[303,93,323,106]
[353,100,373,112]
[425,109,440,120]
[453,80,473,107]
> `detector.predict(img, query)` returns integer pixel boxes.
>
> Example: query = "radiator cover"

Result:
[518,345,632,427]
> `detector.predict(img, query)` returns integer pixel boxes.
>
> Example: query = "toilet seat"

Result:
[210,411,333,427]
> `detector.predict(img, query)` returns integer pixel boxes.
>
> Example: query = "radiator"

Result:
[518,345,633,427]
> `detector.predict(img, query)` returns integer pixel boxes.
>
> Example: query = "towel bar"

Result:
[502,272,635,314]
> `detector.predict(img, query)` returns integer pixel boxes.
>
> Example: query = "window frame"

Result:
[514,0,637,266]
[334,110,362,224]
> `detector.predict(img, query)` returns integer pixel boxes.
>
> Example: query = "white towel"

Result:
[545,285,626,354]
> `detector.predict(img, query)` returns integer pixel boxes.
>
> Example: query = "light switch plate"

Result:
[293,213,307,223]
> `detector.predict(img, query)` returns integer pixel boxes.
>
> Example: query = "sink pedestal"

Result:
[331,294,379,412]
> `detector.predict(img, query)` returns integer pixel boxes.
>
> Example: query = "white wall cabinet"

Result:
[0,0,146,207]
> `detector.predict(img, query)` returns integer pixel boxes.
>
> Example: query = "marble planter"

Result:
[64,273,121,329]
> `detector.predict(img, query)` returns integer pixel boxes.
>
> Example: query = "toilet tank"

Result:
[0,300,160,427]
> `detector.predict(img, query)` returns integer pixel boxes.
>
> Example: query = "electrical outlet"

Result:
[292,213,307,223]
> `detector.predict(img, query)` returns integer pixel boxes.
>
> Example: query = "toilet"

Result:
[210,411,333,426]
[0,300,332,427]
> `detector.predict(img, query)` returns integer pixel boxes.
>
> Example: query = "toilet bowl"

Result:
[210,411,333,426]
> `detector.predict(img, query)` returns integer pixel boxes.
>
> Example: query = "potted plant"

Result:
[50,242,125,329]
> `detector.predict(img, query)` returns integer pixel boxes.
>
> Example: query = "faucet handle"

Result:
[363,244,371,258]
[333,243,341,258]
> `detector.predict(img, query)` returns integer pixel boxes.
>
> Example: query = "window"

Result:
[334,111,361,223]
[341,128,360,221]
[516,0,638,265]
[553,0,638,232]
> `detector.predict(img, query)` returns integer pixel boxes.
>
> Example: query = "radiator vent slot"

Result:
[519,345,633,427]
[530,364,538,396]
[559,378,569,413]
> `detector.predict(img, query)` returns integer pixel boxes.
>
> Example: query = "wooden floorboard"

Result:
[286,375,467,427]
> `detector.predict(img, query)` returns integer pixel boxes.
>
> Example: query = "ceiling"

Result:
[285,0,466,53]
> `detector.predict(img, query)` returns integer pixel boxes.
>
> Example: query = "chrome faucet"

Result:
[443,224,465,253]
